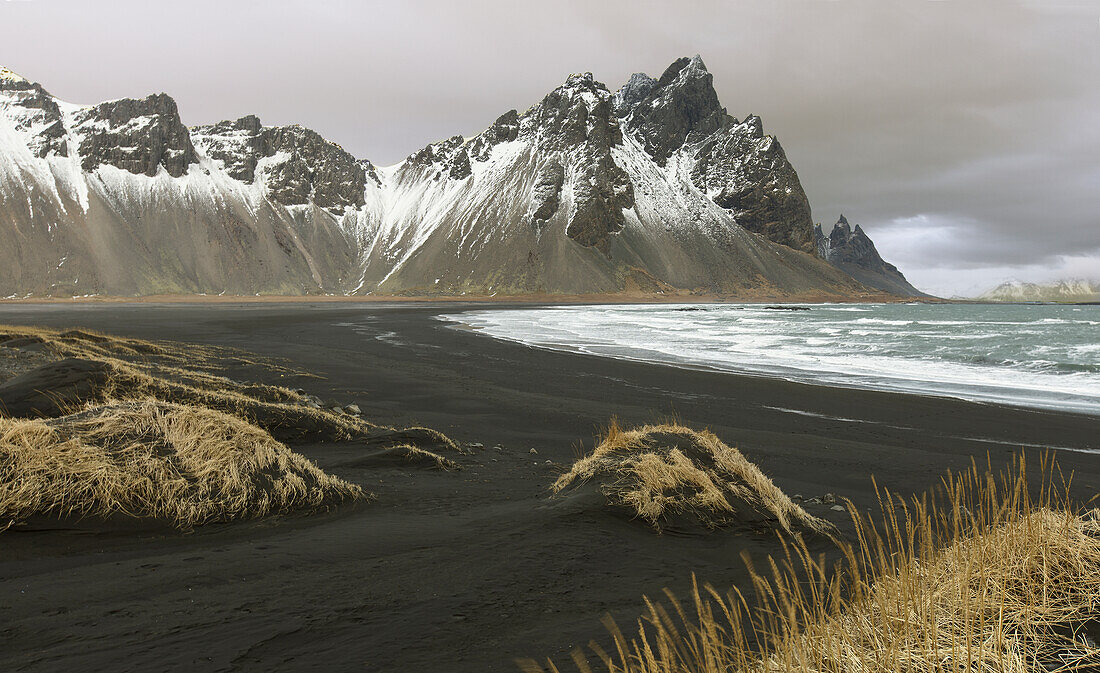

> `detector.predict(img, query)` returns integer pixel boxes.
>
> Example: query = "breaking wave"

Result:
[443,303,1100,416]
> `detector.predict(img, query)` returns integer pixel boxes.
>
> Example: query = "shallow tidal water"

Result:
[444,303,1100,416]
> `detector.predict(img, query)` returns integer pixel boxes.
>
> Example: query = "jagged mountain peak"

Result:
[816,215,926,297]
[0,66,68,158]
[71,92,197,178]
[402,70,623,185]
[403,108,522,182]
[738,114,764,139]
[531,71,616,122]
[0,67,55,101]
[830,214,852,238]
[524,72,622,149]
[527,71,615,120]
[657,54,710,86]
[192,116,371,212]
[560,71,601,91]
[612,72,657,116]
[623,55,728,164]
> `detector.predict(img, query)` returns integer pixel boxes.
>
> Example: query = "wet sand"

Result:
[0,302,1096,672]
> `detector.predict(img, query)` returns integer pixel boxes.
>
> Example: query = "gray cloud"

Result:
[3,0,1098,296]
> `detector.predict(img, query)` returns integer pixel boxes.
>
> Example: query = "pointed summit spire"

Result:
[837,213,849,226]
[627,56,728,164]
[613,72,658,116]
[657,55,711,87]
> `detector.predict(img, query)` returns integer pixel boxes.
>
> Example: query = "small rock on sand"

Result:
[529,448,538,455]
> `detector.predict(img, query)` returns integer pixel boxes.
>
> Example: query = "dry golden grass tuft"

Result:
[523,454,1100,673]
[0,398,364,530]
[1,324,237,367]
[0,324,463,531]
[0,324,465,453]
[387,443,462,471]
[0,324,368,441]
[553,420,830,535]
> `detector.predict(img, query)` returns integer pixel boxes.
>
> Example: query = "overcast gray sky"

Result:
[4,0,1098,296]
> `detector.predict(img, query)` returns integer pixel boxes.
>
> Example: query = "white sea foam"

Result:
[441,303,1100,416]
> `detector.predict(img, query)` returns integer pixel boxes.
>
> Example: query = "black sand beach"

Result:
[1,302,1097,673]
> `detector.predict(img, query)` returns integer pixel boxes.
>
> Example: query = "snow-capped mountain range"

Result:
[979,279,1099,303]
[0,57,916,298]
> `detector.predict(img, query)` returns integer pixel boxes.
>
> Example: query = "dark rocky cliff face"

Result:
[530,73,634,255]
[815,215,927,297]
[611,73,656,117]
[622,56,728,165]
[262,125,368,211]
[690,116,816,254]
[192,117,371,213]
[407,134,471,180]
[529,161,565,229]
[613,56,816,254]
[0,71,68,158]
[191,115,265,182]
[72,94,197,178]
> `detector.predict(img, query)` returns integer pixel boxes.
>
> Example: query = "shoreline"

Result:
[436,304,1100,422]
[1,302,1097,672]
[0,290,939,305]
[6,292,1093,307]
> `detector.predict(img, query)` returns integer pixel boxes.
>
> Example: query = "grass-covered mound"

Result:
[525,456,1100,673]
[0,324,464,531]
[0,324,459,454]
[0,399,364,530]
[552,421,830,535]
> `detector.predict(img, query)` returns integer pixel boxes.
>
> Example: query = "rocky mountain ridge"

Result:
[0,60,911,298]
[814,215,926,297]
[618,57,816,253]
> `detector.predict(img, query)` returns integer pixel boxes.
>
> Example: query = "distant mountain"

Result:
[0,58,897,298]
[979,279,1099,303]
[814,215,927,297]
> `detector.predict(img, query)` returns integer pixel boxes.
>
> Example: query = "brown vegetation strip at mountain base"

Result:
[553,421,830,535]
[525,455,1100,673]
